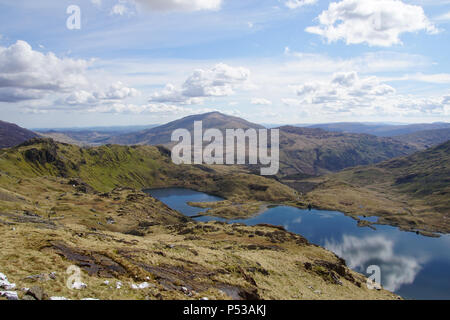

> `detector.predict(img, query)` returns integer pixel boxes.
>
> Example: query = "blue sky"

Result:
[0,0,450,128]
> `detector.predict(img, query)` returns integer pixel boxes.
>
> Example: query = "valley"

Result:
[0,114,449,300]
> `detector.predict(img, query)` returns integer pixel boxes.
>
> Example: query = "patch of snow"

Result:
[116,281,122,289]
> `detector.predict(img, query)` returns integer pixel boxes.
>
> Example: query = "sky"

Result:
[0,0,450,128]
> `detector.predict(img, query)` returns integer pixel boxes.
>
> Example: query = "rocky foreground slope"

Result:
[0,139,397,300]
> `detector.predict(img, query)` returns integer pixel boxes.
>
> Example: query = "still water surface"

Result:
[146,188,450,300]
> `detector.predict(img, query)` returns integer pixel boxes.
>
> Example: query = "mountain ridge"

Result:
[0,120,38,148]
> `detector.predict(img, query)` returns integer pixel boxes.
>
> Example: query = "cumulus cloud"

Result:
[294,71,396,106]
[285,71,450,117]
[251,98,272,105]
[285,0,317,9]
[132,0,222,12]
[0,40,90,102]
[306,0,438,46]
[325,235,425,291]
[149,63,251,104]
[63,82,139,106]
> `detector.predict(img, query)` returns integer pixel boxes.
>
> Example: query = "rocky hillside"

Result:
[0,138,297,203]
[393,128,450,149]
[300,141,450,234]
[0,120,38,148]
[276,126,417,177]
[0,138,397,300]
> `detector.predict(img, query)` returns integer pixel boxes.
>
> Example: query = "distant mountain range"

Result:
[3,113,449,180]
[305,122,450,137]
[100,112,418,177]
[0,120,38,148]
[394,128,450,149]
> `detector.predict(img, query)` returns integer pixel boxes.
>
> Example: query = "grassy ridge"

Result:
[0,138,297,203]
[300,141,450,234]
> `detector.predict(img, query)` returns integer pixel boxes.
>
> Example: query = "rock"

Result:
[0,272,16,290]
[72,281,87,290]
[314,290,322,295]
[0,291,19,300]
[21,295,36,300]
[131,282,150,290]
[116,281,122,289]
[103,280,110,286]
[25,272,56,282]
[200,297,209,300]
[26,286,48,300]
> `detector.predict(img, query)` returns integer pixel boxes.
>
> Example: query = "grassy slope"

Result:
[301,141,450,234]
[277,126,417,177]
[393,128,450,150]
[0,138,296,203]
[0,139,396,300]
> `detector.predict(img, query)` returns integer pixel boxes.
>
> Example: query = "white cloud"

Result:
[284,50,432,74]
[306,0,439,47]
[0,40,90,102]
[285,0,317,9]
[325,235,425,292]
[111,4,129,15]
[387,73,450,84]
[87,102,214,115]
[63,82,139,106]
[294,71,396,106]
[285,71,450,117]
[435,11,450,21]
[251,98,272,105]
[149,63,251,104]
[91,0,102,7]
[132,0,222,12]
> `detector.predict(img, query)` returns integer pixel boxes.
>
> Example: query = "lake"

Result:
[146,187,450,300]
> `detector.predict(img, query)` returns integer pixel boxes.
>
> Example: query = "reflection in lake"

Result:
[146,188,450,300]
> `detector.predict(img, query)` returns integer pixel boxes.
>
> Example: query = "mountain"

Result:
[302,141,450,234]
[306,122,450,137]
[276,126,417,177]
[0,120,38,149]
[0,138,296,201]
[35,125,160,146]
[103,112,416,177]
[105,111,264,145]
[393,128,450,149]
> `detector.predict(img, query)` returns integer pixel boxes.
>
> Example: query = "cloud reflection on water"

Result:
[325,235,427,292]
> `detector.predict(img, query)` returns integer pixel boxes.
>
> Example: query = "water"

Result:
[145,187,450,300]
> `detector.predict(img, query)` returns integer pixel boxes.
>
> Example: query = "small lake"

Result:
[146,187,450,300]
